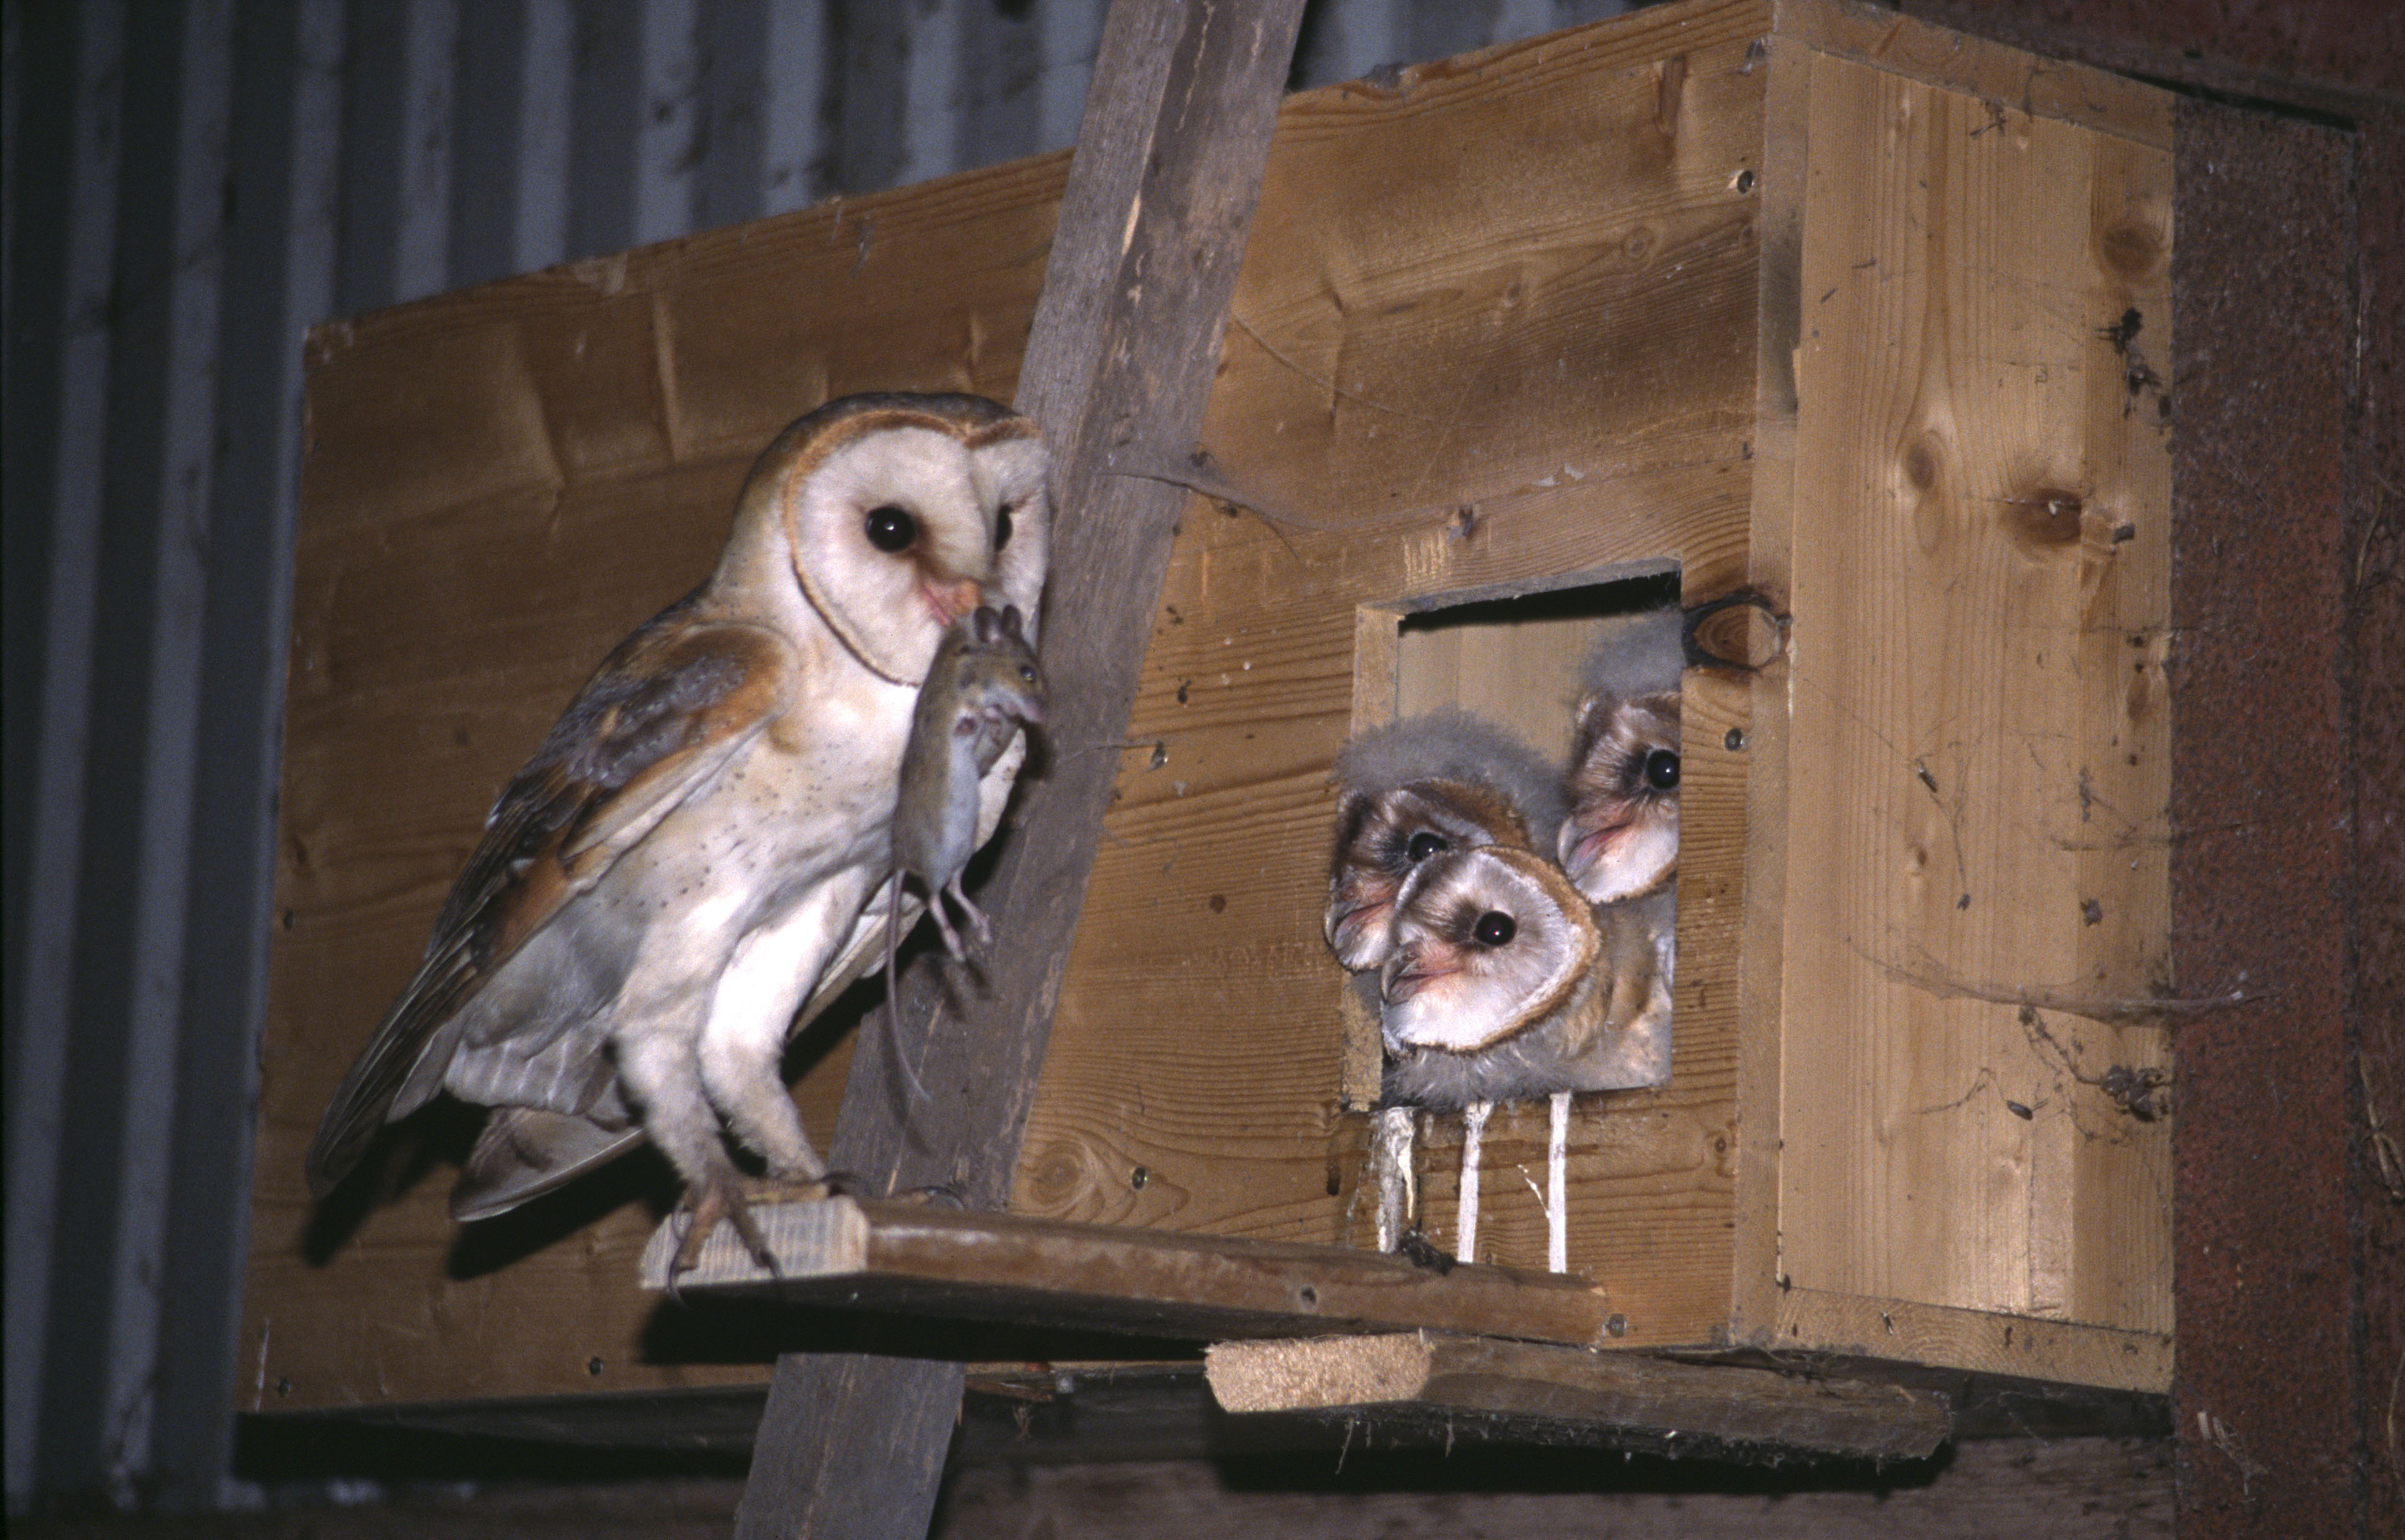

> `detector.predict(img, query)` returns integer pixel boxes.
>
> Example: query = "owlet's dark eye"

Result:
[1643,748,1680,790]
[1406,831,1446,863]
[865,505,917,553]
[1473,911,1517,946]
[995,503,1015,551]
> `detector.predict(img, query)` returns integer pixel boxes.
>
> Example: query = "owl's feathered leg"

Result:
[696,887,848,1183]
[613,1029,778,1274]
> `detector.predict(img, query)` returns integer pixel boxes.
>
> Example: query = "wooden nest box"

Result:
[245,0,2177,1426]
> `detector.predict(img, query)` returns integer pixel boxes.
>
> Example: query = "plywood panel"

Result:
[1010,6,1771,1350]
[1774,53,2173,1337]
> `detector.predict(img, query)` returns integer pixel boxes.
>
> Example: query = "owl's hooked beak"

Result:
[921,576,986,629]
[1325,889,1392,961]
[1383,938,1462,1004]
[1562,806,1637,874]
[1561,806,1678,903]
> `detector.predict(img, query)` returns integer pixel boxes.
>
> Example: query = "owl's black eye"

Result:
[865,505,917,553]
[995,504,1015,550]
[1643,748,1680,790]
[1406,831,1446,863]
[1473,912,1517,947]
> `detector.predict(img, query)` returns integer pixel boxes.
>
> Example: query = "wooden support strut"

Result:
[732,3,1310,1536]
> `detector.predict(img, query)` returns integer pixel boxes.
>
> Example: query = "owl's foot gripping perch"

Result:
[668,1167,833,1280]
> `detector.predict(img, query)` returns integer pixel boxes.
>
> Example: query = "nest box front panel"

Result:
[1014,11,1771,1347]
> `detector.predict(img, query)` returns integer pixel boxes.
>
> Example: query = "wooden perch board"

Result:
[1206,1331,1952,1462]
[640,1196,1612,1347]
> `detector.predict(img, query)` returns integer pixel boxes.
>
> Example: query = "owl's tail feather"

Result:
[450,1103,642,1221]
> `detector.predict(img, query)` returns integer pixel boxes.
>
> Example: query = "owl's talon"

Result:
[671,1171,794,1279]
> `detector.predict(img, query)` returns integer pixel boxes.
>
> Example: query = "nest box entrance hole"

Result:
[1339,563,1684,1110]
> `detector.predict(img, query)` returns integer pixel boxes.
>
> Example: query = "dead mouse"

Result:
[880,603,1047,1097]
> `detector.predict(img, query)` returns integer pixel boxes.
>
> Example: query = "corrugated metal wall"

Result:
[0,0,1632,1513]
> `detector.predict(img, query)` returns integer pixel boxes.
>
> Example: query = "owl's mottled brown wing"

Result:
[303,601,795,1197]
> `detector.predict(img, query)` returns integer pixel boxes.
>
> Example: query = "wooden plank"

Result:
[1770,48,2175,1372]
[0,1440,2180,1536]
[640,1197,1614,1347]
[1771,1285,2169,1396]
[1729,2,1814,1397]
[1207,1331,1951,1461]
[1772,0,2173,149]
[939,1438,2173,1539]
[733,4,1311,1537]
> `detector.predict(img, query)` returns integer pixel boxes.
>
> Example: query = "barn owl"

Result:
[1558,606,1683,905]
[1380,845,1671,1108]
[1324,709,1565,972]
[304,392,1051,1270]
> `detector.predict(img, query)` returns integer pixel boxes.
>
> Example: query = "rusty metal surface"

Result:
[2170,100,2360,1538]
[2348,105,2405,1540]
[1913,0,2405,105]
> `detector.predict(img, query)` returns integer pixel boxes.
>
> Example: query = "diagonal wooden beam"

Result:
[733,3,1307,1535]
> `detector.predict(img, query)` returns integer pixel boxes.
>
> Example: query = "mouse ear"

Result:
[998,604,1024,640]
[970,605,1001,643]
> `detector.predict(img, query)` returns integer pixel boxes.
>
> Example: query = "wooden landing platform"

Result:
[640,1197,1616,1348]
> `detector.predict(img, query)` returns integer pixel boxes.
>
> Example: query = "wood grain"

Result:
[1770,52,2174,1348]
[1771,0,2173,150]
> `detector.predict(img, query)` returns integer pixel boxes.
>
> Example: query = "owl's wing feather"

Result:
[451,1103,640,1221]
[304,605,796,1197]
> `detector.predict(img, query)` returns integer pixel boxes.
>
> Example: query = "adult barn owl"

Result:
[1324,709,1565,972]
[1380,844,1669,1107]
[304,392,1050,1267]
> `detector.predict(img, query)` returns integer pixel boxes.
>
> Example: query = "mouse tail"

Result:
[882,872,929,1105]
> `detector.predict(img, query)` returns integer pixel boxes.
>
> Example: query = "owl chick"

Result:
[304,392,1050,1270]
[1325,709,1566,972]
[1380,845,1670,1108]
[1558,605,1684,905]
